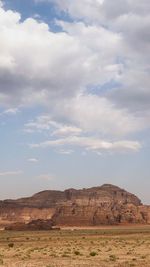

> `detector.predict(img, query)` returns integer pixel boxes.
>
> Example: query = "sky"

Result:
[0,0,150,203]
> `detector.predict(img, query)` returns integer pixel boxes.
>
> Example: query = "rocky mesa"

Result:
[0,184,150,228]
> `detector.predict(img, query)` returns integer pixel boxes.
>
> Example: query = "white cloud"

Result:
[24,93,141,139]
[52,126,82,136]
[24,115,82,136]
[28,158,39,163]
[37,0,150,23]
[56,149,74,155]
[0,1,3,7]
[26,105,142,154]
[35,0,105,23]
[24,116,57,132]
[0,2,149,154]
[54,94,141,137]
[1,108,19,115]
[30,136,141,153]
[0,7,122,107]
[0,170,23,176]
[34,0,150,117]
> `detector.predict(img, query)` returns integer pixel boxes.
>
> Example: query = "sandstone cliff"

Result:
[0,184,150,227]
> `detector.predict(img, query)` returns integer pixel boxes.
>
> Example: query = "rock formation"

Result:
[0,184,150,227]
[5,219,54,231]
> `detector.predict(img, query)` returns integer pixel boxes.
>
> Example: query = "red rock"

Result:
[0,184,149,227]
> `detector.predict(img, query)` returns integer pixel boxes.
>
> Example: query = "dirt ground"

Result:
[0,225,150,267]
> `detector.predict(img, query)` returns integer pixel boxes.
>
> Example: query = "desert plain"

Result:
[0,225,149,267]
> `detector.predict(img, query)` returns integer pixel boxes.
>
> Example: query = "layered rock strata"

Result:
[0,184,150,227]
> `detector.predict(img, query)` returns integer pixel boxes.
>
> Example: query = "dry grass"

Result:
[0,225,149,266]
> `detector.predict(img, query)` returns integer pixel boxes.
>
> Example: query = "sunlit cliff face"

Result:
[0,185,150,226]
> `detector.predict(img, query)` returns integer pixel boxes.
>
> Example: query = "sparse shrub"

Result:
[50,253,56,257]
[90,251,97,257]
[8,243,14,248]
[109,254,117,261]
[62,253,69,257]
[74,250,80,255]
[141,255,147,259]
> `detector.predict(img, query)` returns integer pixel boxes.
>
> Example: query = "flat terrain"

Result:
[0,226,150,267]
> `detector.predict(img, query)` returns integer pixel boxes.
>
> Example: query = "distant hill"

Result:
[0,184,150,227]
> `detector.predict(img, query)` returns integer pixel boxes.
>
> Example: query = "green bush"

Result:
[74,250,80,255]
[90,251,97,257]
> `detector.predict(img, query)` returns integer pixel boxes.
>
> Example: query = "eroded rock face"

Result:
[0,205,55,227]
[0,184,150,227]
[52,185,150,226]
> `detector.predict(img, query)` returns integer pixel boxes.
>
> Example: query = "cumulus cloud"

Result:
[107,69,150,114]
[53,94,141,137]
[0,1,149,154]
[0,5,122,107]
[36,0,150,22]
[24,98,141,140]
[26,108,142,154]
[35,0,150,116]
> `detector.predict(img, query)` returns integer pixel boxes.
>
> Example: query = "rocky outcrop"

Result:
[0,184,150,227]
[5,219,54,231]
[0,205,55,226]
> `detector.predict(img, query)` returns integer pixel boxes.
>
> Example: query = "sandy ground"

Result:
[0,226,149,267]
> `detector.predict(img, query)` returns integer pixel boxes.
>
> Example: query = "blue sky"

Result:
[0,0,150,203]
[4,0,59,21]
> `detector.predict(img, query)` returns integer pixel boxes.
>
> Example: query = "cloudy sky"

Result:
[0,0,150,202]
